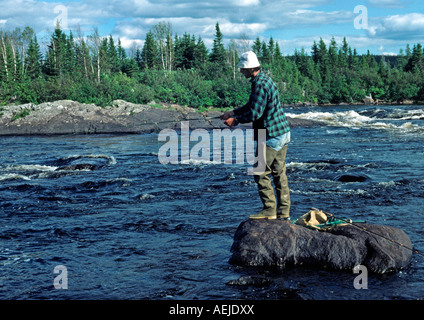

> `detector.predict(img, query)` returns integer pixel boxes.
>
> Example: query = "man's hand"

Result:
[224,117,238,127]
[220,111,235,120]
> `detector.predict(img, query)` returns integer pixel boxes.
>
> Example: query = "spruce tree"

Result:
[268,37,275,63]
[261,41,269,64]
[209,22,226,64]
[141,31,159,69]
[311,41,319,64]
[108,36,119,73]
[252,37,262,57]
[135,47,143,70]
[25,35,42,79]
[194,36,208,67]
[117,39,127,70]
[44,21,71,77]
[406,43,423,72]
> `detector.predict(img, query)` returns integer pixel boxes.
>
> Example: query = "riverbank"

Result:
[0,100,318,136]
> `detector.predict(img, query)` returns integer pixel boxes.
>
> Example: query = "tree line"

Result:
[1,21,424,109]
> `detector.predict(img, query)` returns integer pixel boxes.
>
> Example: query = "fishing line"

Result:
[320,209,424,258]
[100,114,224,132]
[107,116,225,128]
[136,115,222,127]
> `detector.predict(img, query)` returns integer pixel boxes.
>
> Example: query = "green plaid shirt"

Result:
[234,71,290,138]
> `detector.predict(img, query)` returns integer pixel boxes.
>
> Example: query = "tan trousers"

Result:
[254,145,290,217]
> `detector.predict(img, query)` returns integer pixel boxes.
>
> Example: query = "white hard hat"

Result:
[237,51,260,69]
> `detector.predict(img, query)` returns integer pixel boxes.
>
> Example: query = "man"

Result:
[220,51,291,220]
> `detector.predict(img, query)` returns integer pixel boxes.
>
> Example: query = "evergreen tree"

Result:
[261,41,270,64]
[316,38,329,79]
[135,47,143,70]
[99,37,111,74]
[141,31,159,69]
[268,37,275,63]
[406,43,423,72]
[176,33,196,69]
[252,36,262,56]
[274,41,282,59]
[209,22,226,64]
[107,36,119,73]
[328,37,338,68]
[44,21,73,77]
[338,37,349,70]
[194,36,208,67]
[117,38,128,72]
[351,48,360,70]
[311,40,319,64]
[25,35,42,79]
[396,48,408,71]
[121,57,138,77]
[45,22,58,76]
[64,31,76,73]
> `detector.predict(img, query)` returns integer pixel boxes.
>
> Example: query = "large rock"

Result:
[229,219,413,274]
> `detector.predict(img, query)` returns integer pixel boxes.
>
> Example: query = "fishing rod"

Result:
[134,115,223,128]
[319,208,424,258]
[101,115,224,132]
[139,115,221,125]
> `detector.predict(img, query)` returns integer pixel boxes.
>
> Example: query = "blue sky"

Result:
[1,0,424,56]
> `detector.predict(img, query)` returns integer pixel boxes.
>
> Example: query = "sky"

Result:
[1,0,424,56]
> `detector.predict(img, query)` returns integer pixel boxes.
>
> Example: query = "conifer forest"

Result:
[1,22,424,108]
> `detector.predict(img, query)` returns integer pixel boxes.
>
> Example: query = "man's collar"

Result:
[250,70,261,83]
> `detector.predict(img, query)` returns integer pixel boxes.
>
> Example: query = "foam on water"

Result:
[287,107,424,132]
[3,164,58,172]
[0,173,31,182]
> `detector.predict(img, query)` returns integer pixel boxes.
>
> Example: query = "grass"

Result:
[11,108,31,121]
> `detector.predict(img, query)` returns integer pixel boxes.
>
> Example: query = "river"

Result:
[1,104,424,300]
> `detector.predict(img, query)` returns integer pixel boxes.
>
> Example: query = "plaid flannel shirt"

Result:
[234,71,290,138]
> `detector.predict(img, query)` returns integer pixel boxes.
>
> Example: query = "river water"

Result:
[1,104,424,300]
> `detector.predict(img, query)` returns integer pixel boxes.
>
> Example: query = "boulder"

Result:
[229,219,413,274]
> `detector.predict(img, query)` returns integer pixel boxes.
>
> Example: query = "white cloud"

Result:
[367,0,405,8]
[232,0,260,6]
[119,36,144,50]
[367,13,424,40]
[281,9,354,27]
[382,52,398,56]
[217,22,267,36]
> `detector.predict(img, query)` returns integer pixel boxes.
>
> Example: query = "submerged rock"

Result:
[226,275,271,287]
[336,174,369,182]
[229,219,413,274]
[57,163,97,171]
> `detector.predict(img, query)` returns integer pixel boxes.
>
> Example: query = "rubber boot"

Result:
[249,207,277,220]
